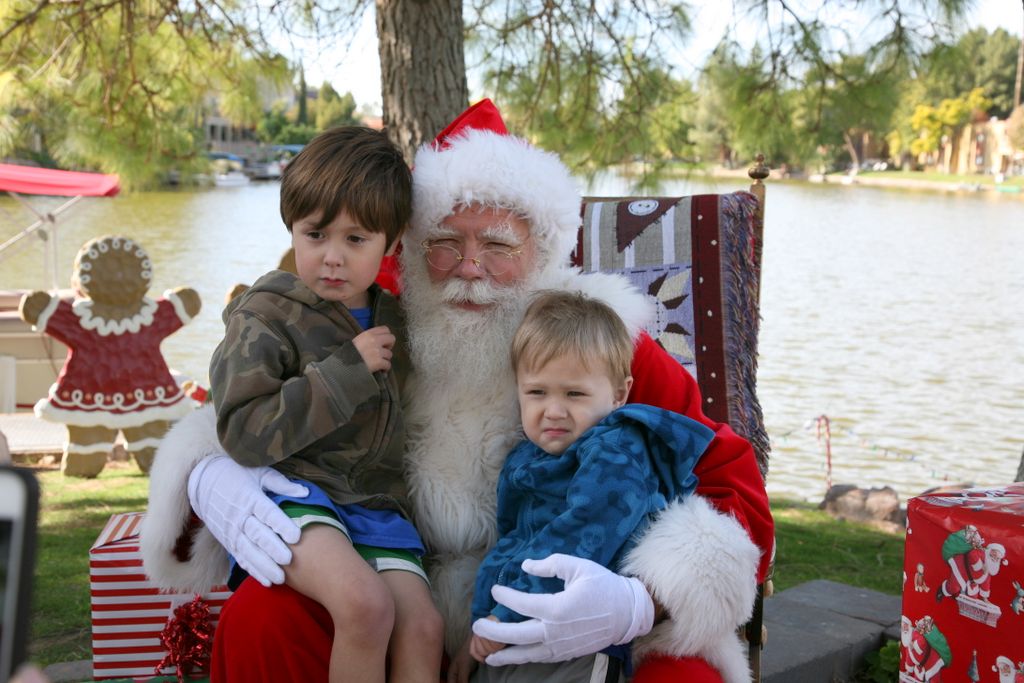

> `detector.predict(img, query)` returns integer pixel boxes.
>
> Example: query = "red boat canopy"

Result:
[0,163,120,197]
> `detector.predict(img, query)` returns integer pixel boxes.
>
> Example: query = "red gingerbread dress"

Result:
[33,293,194,427]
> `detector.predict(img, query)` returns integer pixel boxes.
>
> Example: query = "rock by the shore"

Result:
[819,484,905,533]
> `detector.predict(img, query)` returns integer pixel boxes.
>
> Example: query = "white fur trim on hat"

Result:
[532,267,656,342]
[140,404,231,592]
[621,495,761,683]
[411,128,581,271]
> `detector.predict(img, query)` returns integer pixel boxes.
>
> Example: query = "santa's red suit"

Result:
[906,630,945,681]
[909,634,946,679]
[943,547,987,599]
[142,100,773,683]
[940,543,1006,601]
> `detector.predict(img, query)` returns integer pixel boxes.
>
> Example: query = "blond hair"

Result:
[511,290,633,385]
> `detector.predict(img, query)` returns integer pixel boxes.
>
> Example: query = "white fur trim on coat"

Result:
[531,267,656,342]
[140,404,231,592]
[411,128,581,274]
[621,496,761,683]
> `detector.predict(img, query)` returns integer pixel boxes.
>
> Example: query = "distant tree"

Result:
[494,46,696,188]
[887,79,930,168]
[0,1,290,186]
[696,0,973,172]
[1007,105,1024,150]
[909,88,991,172]
[689,57,736,168]
[315,84,359,130]
[0,0,977,182]
[275,123,319,145]
[694,43,811,169]
[798,54,903,171]
[921,28,1020,118]
[257,105,291,143]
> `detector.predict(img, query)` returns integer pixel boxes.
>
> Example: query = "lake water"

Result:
[2,177,1022,502]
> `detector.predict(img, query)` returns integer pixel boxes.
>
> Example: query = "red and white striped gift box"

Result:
[90,511,231,681]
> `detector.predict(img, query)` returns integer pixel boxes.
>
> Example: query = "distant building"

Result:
[951,118,1018,176]
[204,79,308,157]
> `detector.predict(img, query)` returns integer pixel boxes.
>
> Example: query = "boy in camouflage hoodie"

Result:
[209,127,443,683]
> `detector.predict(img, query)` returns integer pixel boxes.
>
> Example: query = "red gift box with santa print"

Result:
[90,512,231,681]
[900,484,1024,683]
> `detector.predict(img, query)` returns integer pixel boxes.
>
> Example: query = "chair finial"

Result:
[748,153,769,183]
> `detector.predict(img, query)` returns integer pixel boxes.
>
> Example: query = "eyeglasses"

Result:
[421,239,526,277]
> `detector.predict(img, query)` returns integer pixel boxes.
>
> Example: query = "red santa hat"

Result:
[410,99,581,269]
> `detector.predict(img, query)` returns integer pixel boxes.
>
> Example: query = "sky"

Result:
[298,0,1024,115]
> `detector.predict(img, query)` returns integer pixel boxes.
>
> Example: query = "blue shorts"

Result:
[226,479,425,590]
[270,479,425,554]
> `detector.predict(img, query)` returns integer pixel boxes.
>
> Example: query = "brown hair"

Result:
[511,290,633,385]
[279,126,411,248]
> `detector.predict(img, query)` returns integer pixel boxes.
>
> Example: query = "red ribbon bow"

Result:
[155,595,215,682]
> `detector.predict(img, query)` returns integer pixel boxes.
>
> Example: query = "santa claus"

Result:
[902,616,950,682]
[938,525,1007,602]
[141,100,773,683]
[994,655,1024,683]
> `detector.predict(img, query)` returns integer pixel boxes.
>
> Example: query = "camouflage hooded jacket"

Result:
[209,270,411,514]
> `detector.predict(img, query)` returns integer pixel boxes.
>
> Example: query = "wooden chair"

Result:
[578,156,771,680]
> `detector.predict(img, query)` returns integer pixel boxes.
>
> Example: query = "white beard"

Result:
[399,250,530,653]
[403,266,528,399]
[396,249,656,653]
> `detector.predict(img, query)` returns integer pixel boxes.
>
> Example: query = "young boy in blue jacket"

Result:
[449,290,717,683]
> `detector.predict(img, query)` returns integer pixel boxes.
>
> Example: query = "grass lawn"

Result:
[769,499,904,596]
[29,462,151,667]
[25,466,906,668]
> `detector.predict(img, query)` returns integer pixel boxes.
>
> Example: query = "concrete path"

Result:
[762,579,902,683]
[0,411,64,456]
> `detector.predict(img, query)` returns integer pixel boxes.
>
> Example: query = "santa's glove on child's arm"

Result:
[472,553,654,665]
[188,454,308,586]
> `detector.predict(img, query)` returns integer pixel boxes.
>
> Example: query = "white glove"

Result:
[187,454,308,587]
[472,553,655,666]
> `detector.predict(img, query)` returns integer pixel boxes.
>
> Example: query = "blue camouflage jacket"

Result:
[472,403,715,623]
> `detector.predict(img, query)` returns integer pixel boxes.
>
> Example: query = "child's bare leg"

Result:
[286,525,395,683]
[380,570,444,683]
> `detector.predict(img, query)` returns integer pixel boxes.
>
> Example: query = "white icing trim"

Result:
[123,436,165,450]
[32,296,61,333]
[35,396,192,428]
[66,440,117,454]
[163,290,192,324]
[41,383,185,414]
[72,298,158,337]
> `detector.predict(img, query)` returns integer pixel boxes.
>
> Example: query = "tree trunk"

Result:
[1015,2,1023,110]
[298,65,308,126]
[376,0,468,162]
[842,130,860,172]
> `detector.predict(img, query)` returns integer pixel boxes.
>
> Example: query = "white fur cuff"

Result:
[622,496,761,683]
[140,404,231,592]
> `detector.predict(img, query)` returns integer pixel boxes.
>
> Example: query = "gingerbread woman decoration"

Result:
[19,235,201,477]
